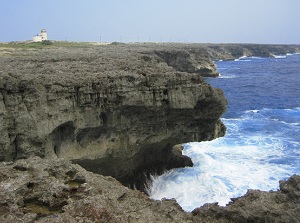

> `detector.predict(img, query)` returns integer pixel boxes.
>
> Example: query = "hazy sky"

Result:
[1,0,299,44]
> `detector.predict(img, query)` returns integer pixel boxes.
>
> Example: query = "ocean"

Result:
[149,53,300,212]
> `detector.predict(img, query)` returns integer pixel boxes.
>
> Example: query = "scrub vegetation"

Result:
[0,41,93,49]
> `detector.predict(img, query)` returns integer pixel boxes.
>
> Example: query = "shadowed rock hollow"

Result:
[0,43,227,190]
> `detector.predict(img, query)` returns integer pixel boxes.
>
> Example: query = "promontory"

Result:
[0,42,299,222]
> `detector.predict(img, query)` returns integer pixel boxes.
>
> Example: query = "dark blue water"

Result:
[150,54,300,211]
[214,55,300,118]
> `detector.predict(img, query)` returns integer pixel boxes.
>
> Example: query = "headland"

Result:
[0,42,299,222]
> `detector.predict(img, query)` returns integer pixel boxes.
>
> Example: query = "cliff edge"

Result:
[1,157,299,223]
[0,43,226,190]
[1,42,300,222]
[202,43,300,60]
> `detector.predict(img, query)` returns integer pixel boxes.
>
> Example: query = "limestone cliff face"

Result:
[154,49,219,77]
[203,44,300,60]
[0,44,226,189]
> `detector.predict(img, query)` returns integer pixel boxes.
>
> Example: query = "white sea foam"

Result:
[233,55,254,62]
[218,74,236,79]
[149,137,292,211]
[250,56,263,59]
[234,56,245,61]
[245,109,260,113]
[149,109,299,212]
[273,55,287,59]
[149,53,300,211]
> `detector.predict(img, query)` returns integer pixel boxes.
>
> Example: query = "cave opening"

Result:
[50,121,75,157]
[100,112,108,125]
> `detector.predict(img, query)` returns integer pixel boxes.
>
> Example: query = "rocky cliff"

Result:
[1,157,299,223]
[1,43,300,222]
[0,157,197,223]
[202,43,300,60]
[0,43,227,190]
[193,175,300,222]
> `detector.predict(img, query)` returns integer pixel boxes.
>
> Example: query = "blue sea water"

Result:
[149,53,300,212]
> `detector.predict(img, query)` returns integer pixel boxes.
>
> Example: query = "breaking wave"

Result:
[149,54,300,212]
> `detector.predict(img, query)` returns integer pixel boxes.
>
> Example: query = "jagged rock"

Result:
[1,157,299,222]
[203,44,300,60]
[155,49,219,77]
[1,42,300,222]
[192,175,300,223]
[0,157,198,223]
[0,44,227,190]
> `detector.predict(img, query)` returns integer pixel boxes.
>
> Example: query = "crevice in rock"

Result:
[163,89,168,96]
[12,134,20,161]
[100,112,108,125]
[50,121,75,157]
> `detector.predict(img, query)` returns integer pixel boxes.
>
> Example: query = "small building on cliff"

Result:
[33,29,47,42]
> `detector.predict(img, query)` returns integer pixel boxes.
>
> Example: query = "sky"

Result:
[1,0,300,44]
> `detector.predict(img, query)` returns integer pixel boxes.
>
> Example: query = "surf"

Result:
[148,54,300,212]
[149,108,299,211]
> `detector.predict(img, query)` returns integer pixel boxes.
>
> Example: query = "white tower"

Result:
[40,29,47,40]
[33,29,48,42]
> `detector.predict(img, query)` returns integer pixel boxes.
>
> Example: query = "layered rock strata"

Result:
[1,42,300,222]
[0,44,227,190]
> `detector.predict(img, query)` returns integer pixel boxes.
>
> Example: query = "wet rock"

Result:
[1,157,299,222]
[193,175,300,223]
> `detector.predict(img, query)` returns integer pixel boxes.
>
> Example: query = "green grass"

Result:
[0,41,95,49]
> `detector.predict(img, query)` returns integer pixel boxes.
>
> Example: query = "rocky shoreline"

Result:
[0,43,227,192]
[1,42,300,222]
[1,157,299,222]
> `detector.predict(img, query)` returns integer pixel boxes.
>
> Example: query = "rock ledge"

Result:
[1,157,300,223]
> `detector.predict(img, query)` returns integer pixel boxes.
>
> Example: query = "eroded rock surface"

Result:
[203,43,300,60]
[1,43,300,222]
[0,44,227,189]
[0,157,197,223]
[1,157,299,223]
[193,175,300,223]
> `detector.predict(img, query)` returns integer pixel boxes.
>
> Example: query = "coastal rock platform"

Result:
[0,157,299,223]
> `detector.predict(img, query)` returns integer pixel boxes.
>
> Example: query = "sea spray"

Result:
[149,116,295,211]
[149,54,300,212]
